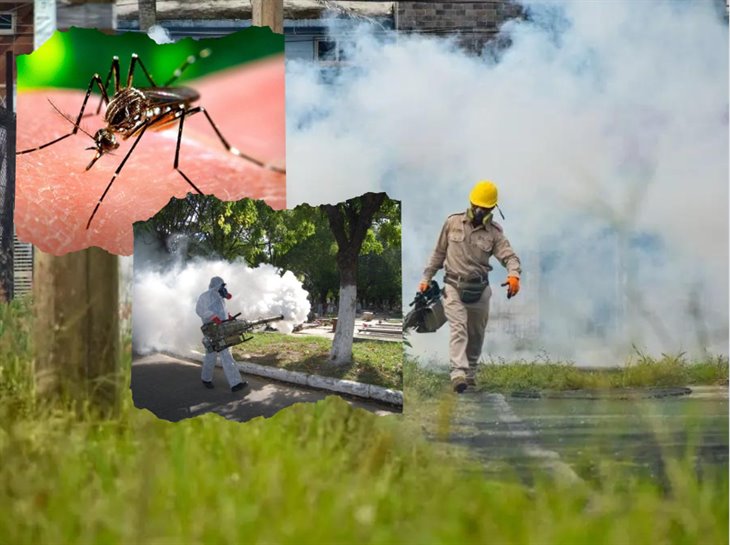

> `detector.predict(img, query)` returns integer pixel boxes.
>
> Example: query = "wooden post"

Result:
[138,0,157,32]
[34,247,119,413]
[0,51,15,302]
[252,0,283,34]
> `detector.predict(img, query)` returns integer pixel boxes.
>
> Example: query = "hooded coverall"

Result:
[421,212,521,381]
[195,276,245,389]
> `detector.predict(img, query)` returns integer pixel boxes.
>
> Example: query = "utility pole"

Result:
[138,0,157,32]
[30,9,120,413]
[252,0,283,34]
[34,247,120,413]
[0,52,15,302]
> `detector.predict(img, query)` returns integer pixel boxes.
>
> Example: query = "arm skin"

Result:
[14,55,285,256]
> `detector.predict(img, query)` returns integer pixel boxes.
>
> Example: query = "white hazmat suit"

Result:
[196,276,245,390]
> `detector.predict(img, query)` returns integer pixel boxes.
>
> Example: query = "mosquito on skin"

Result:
[17,49,285,230]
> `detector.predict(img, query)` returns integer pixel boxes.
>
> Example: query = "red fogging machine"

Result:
[201,312,285,353]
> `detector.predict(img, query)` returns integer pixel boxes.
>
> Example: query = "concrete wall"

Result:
[396,0,521,52]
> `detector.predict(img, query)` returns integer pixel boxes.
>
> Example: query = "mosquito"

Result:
[17,49,285,230]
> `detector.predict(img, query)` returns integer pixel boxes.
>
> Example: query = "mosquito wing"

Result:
[135,86,201,134]
[145,86,200,107]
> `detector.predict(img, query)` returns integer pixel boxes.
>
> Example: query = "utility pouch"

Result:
[457,283,487,304]
[444,276,488,304]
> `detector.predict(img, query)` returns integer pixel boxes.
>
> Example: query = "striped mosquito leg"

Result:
[127,53,159,89]
[172,105,205,195]
[163,48,211,87]
[186,106,286,174]
[18,73,110,155]
[86,123,149,230]
[93,56,121,116]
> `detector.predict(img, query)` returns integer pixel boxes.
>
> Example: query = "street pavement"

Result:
[432,389,728,484]
[131,353,400,423]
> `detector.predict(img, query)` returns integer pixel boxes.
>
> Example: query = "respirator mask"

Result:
[218,284,232,299]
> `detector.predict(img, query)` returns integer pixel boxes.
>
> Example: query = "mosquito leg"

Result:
[184,106,286,174]
[92,56,121,116]
[163,48,211,87]
[86,123,149,230]
[18,73,110,155]
[172,105,205,195]
[127,53,158,89]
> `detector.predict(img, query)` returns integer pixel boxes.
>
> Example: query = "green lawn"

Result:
[404,354,729,399]
[232,332,403,390]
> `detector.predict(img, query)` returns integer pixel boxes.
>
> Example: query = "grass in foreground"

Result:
[2,301,728,544]
[232,331,402,389]
[1,392,727,544]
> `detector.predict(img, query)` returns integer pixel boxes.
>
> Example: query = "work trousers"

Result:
[201,347,243,388]
[442,283,492,381]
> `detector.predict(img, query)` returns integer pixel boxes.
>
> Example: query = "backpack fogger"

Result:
[201,313,285,353]
[403,280,447,333]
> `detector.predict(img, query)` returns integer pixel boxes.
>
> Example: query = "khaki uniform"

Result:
[421,211,521,380]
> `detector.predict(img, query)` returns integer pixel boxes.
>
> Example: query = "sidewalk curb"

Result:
[187,352,404,407]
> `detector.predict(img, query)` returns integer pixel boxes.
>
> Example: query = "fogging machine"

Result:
[403,280,447,333]
[201,313,285,353]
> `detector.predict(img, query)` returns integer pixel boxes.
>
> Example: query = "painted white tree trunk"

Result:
[329,283,357,364]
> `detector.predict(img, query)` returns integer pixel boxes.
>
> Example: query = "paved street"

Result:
[432,389,728,484]
[131,353,400,423]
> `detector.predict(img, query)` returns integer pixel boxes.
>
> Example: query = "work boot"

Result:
[451,376,468,394]
[231,381,248,393]
[202,380,214,389]
[466,363,478,386]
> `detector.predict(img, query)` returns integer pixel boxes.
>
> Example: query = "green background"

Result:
[17,26,283,91]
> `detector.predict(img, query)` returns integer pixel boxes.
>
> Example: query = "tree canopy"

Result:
[137,194,402,313]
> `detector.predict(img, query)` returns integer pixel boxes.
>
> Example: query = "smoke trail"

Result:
[132,252,311,356]
[286,1,728,365]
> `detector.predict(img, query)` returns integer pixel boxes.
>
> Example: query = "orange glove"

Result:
[500,276,520,299]
[419,281,429,293]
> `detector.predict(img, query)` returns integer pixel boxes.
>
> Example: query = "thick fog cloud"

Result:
[286,1,728,365]
[132,235,310,356]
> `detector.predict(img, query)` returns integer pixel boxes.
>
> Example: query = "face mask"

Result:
[218,284,232,299]
[467,206,493,226]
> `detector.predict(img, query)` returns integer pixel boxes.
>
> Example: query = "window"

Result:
[315,38,349,64]
[0,13,14,35]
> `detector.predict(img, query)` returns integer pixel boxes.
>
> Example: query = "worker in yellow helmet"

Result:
[419,180,521,393]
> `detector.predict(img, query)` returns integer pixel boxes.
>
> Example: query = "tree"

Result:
[138,195,320,267]
[275,205,339,313]
[356,199,401,311]
[322,192,388,365]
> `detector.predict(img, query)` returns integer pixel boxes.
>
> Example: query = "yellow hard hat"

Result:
[469,180,498,208]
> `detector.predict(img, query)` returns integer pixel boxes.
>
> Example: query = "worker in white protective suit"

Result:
[195,276,248,392]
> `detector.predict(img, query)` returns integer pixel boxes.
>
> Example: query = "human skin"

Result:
[15,54,285,256]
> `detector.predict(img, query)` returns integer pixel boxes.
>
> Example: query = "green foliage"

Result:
[141,195,402,311]
[18,26,283,91]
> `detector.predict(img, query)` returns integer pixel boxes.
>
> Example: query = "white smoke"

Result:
[132,257,311,356]
[286,1,729,365]
[147,24,175,45]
